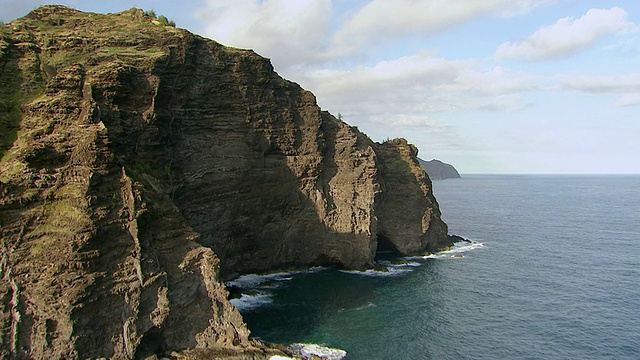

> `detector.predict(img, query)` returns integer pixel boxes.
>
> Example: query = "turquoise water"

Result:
[232,175,640,359]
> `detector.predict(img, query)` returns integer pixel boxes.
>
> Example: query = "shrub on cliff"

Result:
[140,9,176,27]
[157,15,176,27]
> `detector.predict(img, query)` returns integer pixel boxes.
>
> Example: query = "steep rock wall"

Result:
[375,140,449,254]
[0,6,453,358]
[0,7,272,359]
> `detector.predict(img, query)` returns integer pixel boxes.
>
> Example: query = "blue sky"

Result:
[2,1,639,174]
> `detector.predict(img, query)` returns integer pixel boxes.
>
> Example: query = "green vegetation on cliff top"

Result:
[0,24,22,162]
[0,6,180,180]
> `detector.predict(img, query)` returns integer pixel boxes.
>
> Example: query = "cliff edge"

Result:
[0,6,453,359]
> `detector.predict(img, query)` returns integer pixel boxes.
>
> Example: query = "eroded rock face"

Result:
[0,6,452,359]
[375,140,450,254]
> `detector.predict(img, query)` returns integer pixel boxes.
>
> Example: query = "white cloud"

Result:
[304,53,468,99]
[496,0,557,17]
[189,0,640,173]
[332,0,555,54]
[558,73,640,107]
[558,73,640,93]
[196,0,332,69]
[194,0,556,68]
[296,53,544,142]
[615,94,640,107]
[438,66,544,95]
[495,7,637,61]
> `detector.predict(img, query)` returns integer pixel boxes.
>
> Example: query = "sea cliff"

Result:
[0,6,453,358]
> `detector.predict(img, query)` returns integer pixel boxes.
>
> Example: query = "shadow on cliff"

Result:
[166,105,378,277]
[100,37,384,278]
[100,62,444,281]
[1,9,439,358]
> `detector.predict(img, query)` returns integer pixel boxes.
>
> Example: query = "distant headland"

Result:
[418,158,461,180]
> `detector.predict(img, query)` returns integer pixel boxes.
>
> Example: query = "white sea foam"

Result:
[339,259,425,277]
[289,343,347,360]
[394,260,423,267]
[229,292,272,311]
[378,260,423,268]
[445,240,484,254]
[227,267,330,289]
[338,301,377,313]
[228,268,330,311]
[354,302,376,311]
[226,271,300,289]
[340,266,413,277]
[402,240,485,260]
[270,356,295,360]
[309,266,328,273]
[402,254,438,260]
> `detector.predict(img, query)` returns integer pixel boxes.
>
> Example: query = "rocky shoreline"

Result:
[1,6,454,359]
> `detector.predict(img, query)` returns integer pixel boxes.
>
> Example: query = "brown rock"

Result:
[0,6,453,358]
[375,139,450,255]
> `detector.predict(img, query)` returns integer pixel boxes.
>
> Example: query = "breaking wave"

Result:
[226,271,298,289]
[227,267,329,311]
[403,240,485,260]
[268,342,347,360]
[289,343,347,360]
[229,292,273,311]
[339,266,414,277]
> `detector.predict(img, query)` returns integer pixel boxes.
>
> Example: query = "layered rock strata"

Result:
[0,6,452,358]
[376,140,449,254]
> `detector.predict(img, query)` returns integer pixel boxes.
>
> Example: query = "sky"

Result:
[2,1,639,174]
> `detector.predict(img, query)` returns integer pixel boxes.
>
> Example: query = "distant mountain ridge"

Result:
[419,158,461,180]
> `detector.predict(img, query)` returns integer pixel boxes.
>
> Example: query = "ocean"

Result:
[230,175,640,359]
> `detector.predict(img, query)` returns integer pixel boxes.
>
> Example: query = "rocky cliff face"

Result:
[418,158,461,180]
[376,141,449,254]
[0,6,452,359]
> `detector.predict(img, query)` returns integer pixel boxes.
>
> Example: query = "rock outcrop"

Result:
[376,141,449,254]
[0,6,453,359]
[418,158,461,180]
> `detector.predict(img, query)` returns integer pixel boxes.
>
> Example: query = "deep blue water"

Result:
[232,175,640,359]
